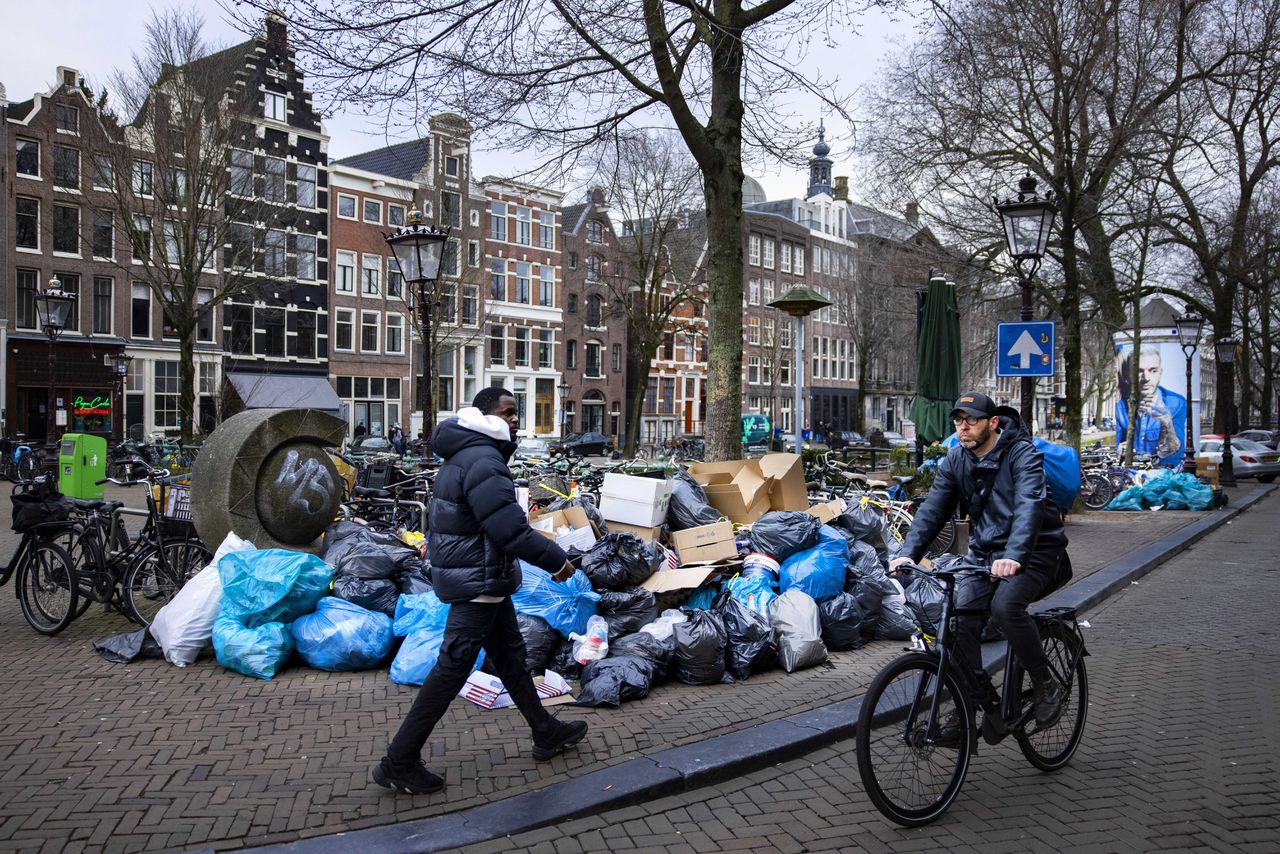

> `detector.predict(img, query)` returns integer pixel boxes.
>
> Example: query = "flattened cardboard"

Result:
[606,521,663,542]
[760,453,809,511]
[641,566,718,593]
[806,498,847,525]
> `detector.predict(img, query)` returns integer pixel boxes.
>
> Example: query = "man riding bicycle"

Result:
[890,392,1071,729]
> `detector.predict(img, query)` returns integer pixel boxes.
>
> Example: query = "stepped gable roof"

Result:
[560,203,588,235]
[336,138,433,181]
[6,98,35,121]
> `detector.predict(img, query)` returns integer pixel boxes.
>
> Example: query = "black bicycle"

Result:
[0,477,82,634]
[855,563,1088,826]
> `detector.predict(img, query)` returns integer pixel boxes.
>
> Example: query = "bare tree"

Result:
[98,8,281,441]
[830,251,901,433]
[227,0,889,461]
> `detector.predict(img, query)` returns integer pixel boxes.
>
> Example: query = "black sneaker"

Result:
[1032,674,1065,728]
[932,711,964,749]
[372,757,444,795]
[532,718,588,761]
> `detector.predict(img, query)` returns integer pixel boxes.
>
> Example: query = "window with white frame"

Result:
[337,193,357,219]
[362,254,381,295]
[445,155,460,177]
[132,283,151,338]
[763,239,775,269]
[92,277,113,335]
[514,262,531,303]
[490,201,507,240]
[264,91,287,121]
[514,327,531,366]
[334,308,355,351]
[15,138,39,177]
[781,243,792,273]
[586,219,603,242]
[537,329,553,368]
[53,204,79,254]
[763,278,774,303]
[264,229,286,275]
[489,324,506,365]
[132,215,152,262]
[360,311,380,352]
[748,278,760,305]
[793,244,804,275]
[229,150,253,195]
[585,341,602,377]
[748,356,760,384]
[748,234,761,265]
[55,103,79,133]
[387,266,403,298]
[516,206,532,245]
[539,267,554,306]
[490,258,506,300]
[748,316,760,344]
[155,361,180,428]
[388,203,406,226]
[263,157,286,202]
[336,250,355,292]
[16,197,39,250]
[539,211,555,249]
[386,314,405,354]
[764,317,775,346]
[462,285,478,325]
[132,160,153,195]
[196,287,214,341]
[364,199,382,223]
[53,145,79,189]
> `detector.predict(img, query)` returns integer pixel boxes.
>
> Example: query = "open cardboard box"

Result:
[760,453,809,511]
[687,460,773,524]
[670,521,737,565]
[607,520,663,542]
[529,505,600,549]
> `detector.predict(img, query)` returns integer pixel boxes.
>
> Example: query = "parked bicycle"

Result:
[855,562,1088,826]
[0,476,82,634]
[0,438,46,484]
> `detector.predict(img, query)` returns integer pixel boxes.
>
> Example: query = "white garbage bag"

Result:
[150,532,255,666]
[769,589,828,673]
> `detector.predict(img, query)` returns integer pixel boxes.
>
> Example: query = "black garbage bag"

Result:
[596,587,658,638]
[398,554,433,595]
[94,627,165,663]
[517,613,560,674]
[332,576,401,617]
[904,573,946,636]
[748,511,821,562]
[323,521,407,575]
[672,609,729,685]
[818,592,865,652]
[610,630,676,671]
[576,655,663,707]
[873,579,918,641]
[11,483,71,533]
[846,540,885,586]
[717,595,777,680]
[836,503,889,563]
[546,494,608,536]
[668,469,720,530]
[549,636,583,680]
[581,533,663,590]
[847,578,882,640]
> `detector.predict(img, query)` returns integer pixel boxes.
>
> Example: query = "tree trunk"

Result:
[623,335,654,457]
[1261,279,1274,429]
[179,324,196,444]
[1059,219,1083,454]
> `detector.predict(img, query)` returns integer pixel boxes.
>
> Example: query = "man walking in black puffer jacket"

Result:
[373,387,588,795]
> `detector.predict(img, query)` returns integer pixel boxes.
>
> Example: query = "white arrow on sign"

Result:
[1008,330,1044,369]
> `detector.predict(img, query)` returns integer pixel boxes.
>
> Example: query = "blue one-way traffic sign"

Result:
[996,321,1055,377]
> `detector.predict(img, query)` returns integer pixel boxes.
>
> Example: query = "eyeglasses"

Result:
[952,415,989,426]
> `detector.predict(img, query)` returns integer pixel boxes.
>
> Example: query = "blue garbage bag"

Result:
[393,590,450,636]
[726,573,777,621]
[682,584,720,611]
[212,615,294,680]
[1105,471,1212,511]
[218,549,332,628]
[512,562,600,637]
[779,525,849,603]
[291,597,394,672]
[390,626,486,686]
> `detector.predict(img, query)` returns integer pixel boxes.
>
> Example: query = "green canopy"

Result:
[909,276,962,443]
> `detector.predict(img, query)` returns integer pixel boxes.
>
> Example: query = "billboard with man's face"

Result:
[1115,341,1198,467]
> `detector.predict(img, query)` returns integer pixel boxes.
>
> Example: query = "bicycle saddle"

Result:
[354,486,392,499]
[865,479,888,488]
[892,475,915,485]
[67,498,124,513]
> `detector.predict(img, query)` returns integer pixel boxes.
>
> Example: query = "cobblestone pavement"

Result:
[0,487,1231,853]
[462,489,1280,854]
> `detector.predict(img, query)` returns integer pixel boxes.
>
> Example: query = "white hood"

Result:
[455,407,513,442]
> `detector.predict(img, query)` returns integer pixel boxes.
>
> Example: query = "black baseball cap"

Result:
[951,392,996,419]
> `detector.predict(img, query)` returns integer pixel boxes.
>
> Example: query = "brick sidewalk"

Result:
[0,498,1218,853]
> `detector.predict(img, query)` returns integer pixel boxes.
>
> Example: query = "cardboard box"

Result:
[529,505,600,548]
[607,521,663,542]
[806,497,847,525]
[640,558,740,594]
[760,453,809,511]
[670,521,738,565]
[1195,456,1220,487]
[600,473,672,527]
[687,460,773,524]
[458,670,574,710]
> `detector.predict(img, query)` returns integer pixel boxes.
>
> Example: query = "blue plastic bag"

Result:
[218,549,332,628]
[682,584,720,611]
[512,562,600,636]
[390,626,486,686]
[726,573,777,621]
[1105,471,1212,511]
[291,597,394,672]
[213,615,294,680]
[393,590,450,636]
[779,525,848,603]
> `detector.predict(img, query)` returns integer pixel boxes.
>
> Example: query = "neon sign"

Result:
[73,395,111,416]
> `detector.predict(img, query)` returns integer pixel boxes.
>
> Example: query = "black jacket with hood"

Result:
[428,408,568,603]
[901,408,1067,566]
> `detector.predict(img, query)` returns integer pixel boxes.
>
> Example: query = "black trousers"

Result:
[953,549,1070,682]
[386,597,551,765]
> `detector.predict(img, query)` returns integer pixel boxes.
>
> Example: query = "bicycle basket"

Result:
[11,490,71,532]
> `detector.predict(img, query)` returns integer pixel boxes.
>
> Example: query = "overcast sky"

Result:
[3,0,923,204]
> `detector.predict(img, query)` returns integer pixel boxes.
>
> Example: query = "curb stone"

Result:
[237,485,1275,854]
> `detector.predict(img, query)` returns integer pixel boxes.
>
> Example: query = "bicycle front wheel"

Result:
[856,652,974,827]
[1017,623,1089,771]
[16,541,79,635]
[124,539,209,625]
[16,452,39,484]
[1080,473,1113,510]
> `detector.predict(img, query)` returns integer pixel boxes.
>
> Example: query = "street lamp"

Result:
[994,174,1058,428]
[384,210,449,451]
[1174,311,1204,474]
[1215,336,1238,488]
[768,286,832,455]
[558,380,571,438]
[34,276,77,449]
[109,352,133,446]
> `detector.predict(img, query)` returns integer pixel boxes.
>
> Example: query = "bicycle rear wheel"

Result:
[856,652,973,827]
[16,451,39,484]
[124,539,210,625]
[1017,622,1089,770]
[1080,473,1113,510]
[16,541,79,635]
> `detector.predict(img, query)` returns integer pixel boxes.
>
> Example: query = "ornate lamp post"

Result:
[994,174,1058,428]
[768,286,832,455]
[1215,336,1238,488]
[558,379,572,439]
[109,352,133,446]
[34,276,77,449]
[384,211,449,451]
[1174,311,1204,474]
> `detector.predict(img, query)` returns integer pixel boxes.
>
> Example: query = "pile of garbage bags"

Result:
[1104,470,1214,511]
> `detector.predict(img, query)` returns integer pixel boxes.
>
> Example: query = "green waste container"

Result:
[59,433,107,500]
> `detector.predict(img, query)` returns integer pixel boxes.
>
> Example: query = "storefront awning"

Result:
[228,373,342,415]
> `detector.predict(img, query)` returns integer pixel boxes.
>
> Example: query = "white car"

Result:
[1197,437,1280,483]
